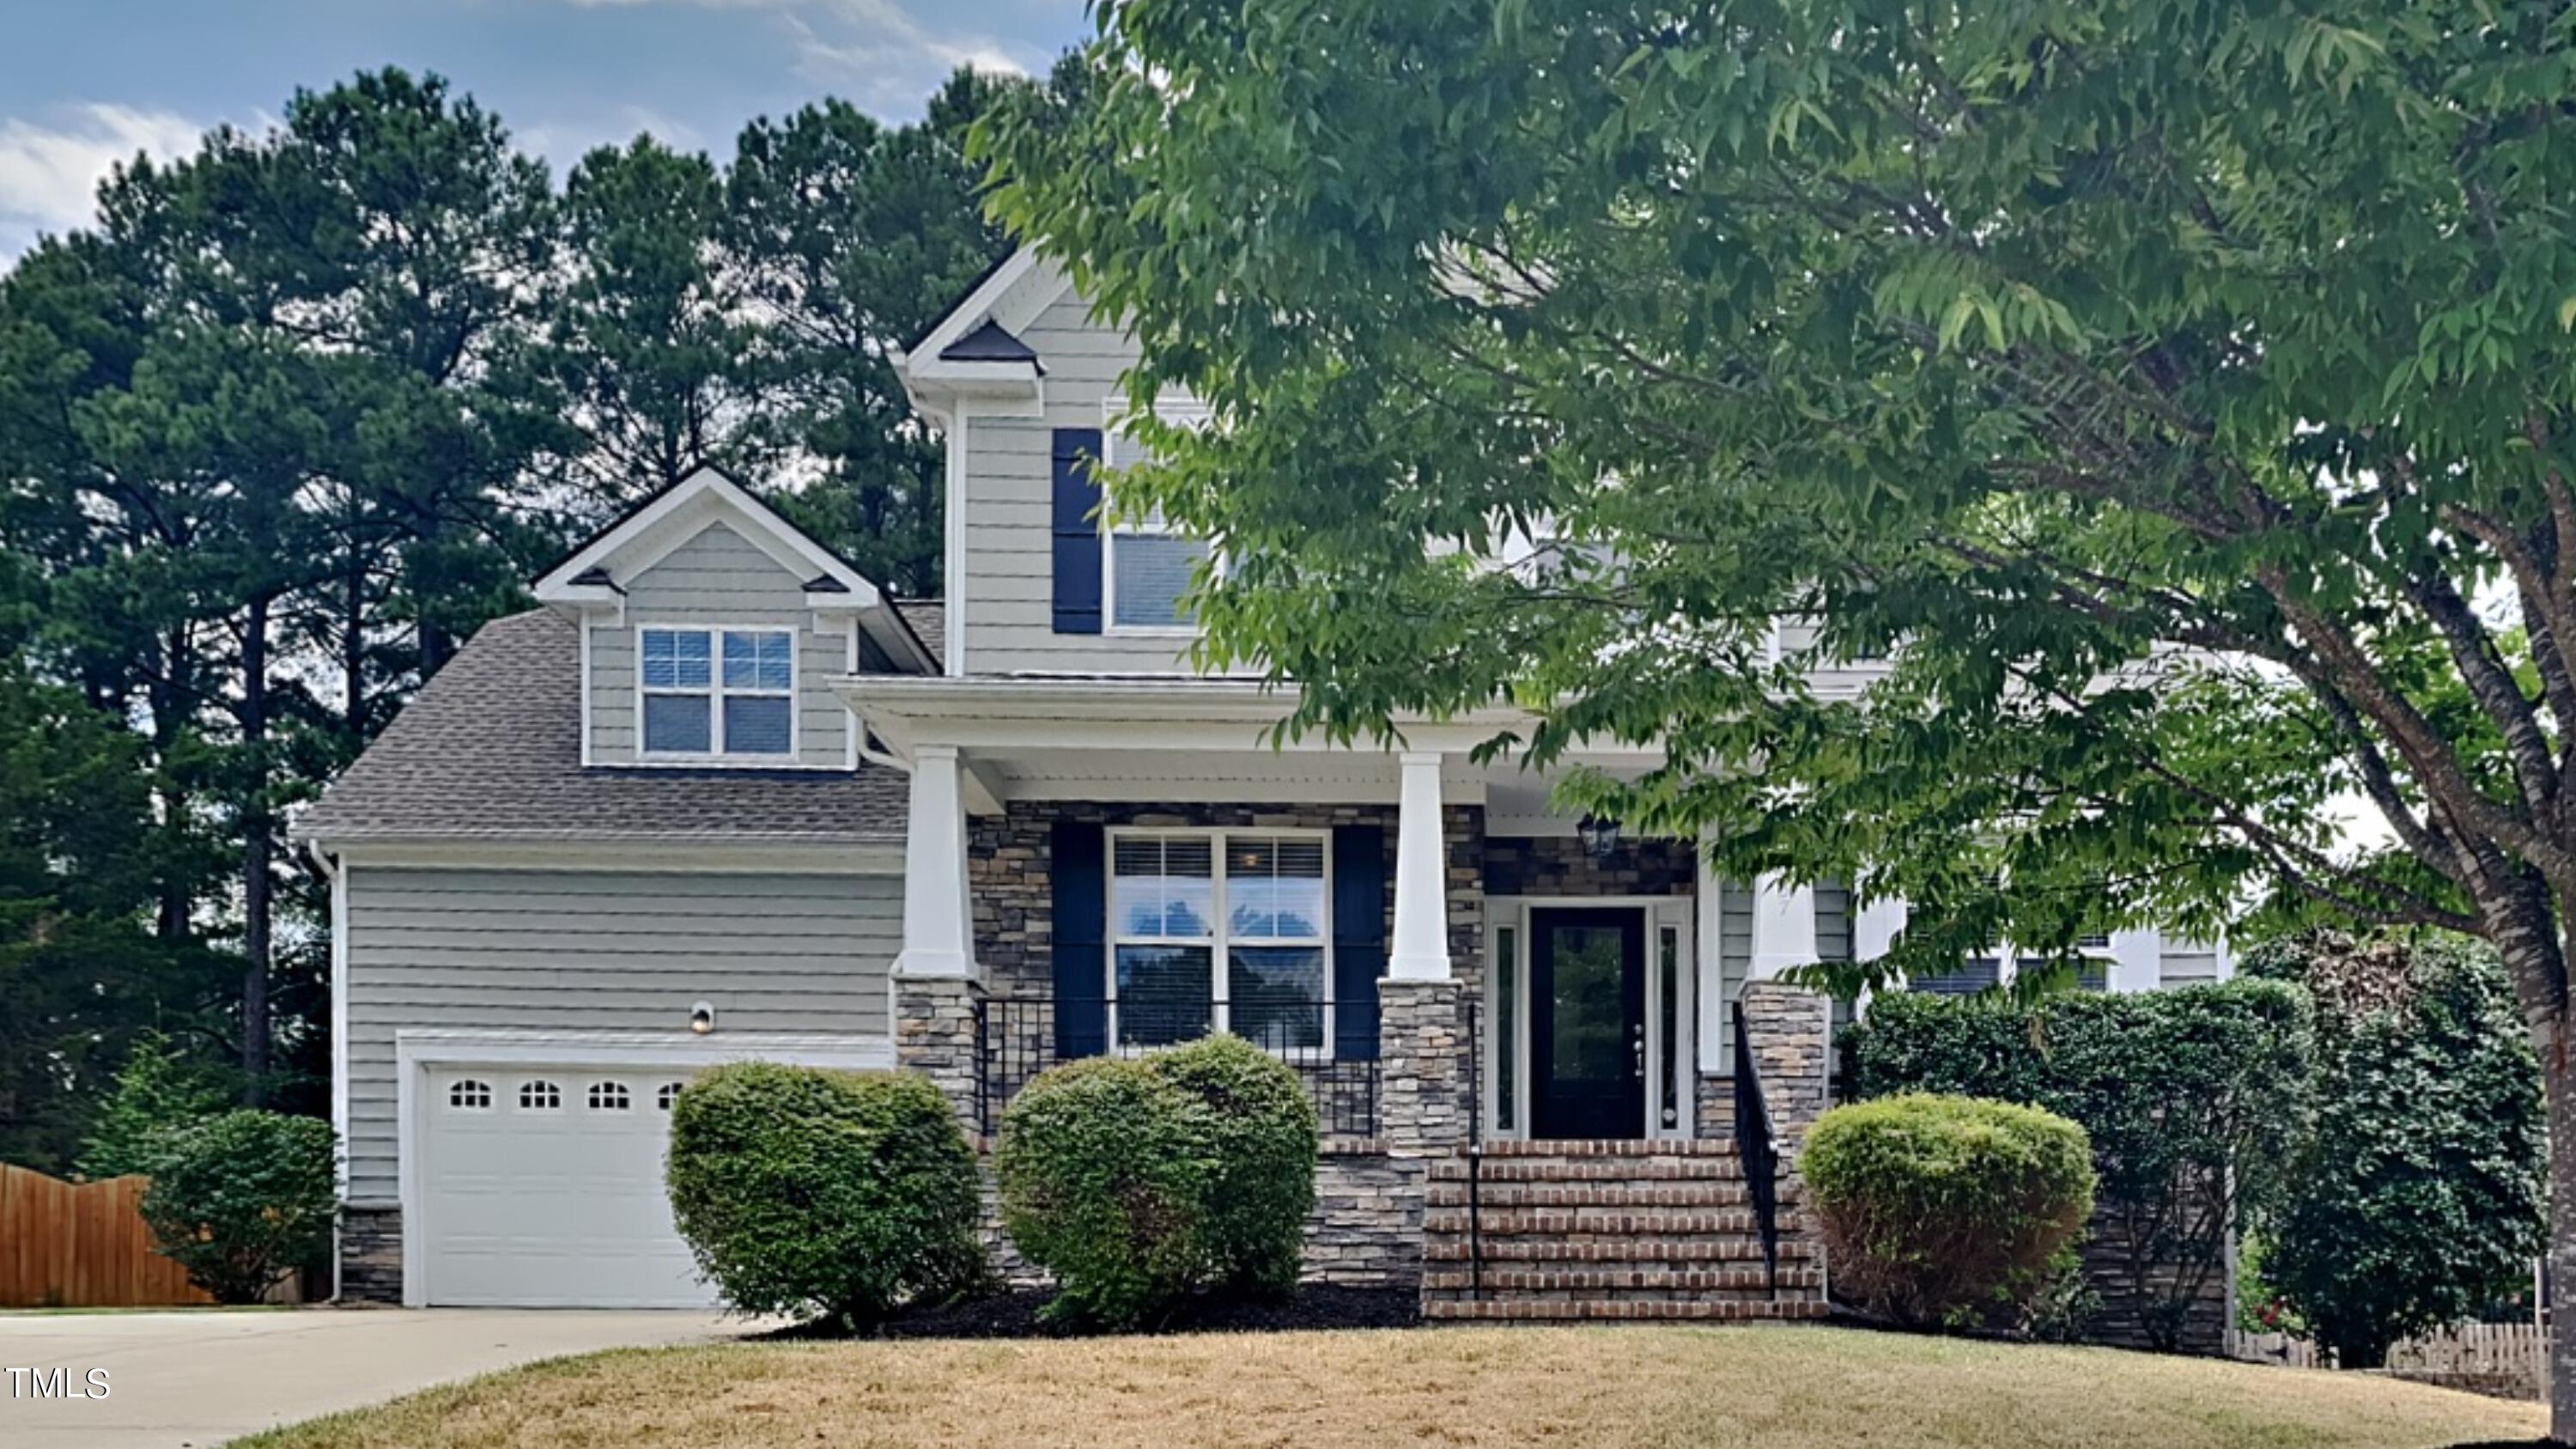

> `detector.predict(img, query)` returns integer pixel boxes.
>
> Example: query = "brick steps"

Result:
[1425,1181,1797,1210]
[1431,1155,1748,1183]
[1419,1141,1825,1325]
[1423,1266,1823,1295]
[1424,1297,1830,1323]
[1424,1235,1819,1264]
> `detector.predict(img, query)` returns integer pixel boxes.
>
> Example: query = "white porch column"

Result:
[1853,893,1907,964]
[1388,751,1451,981]
[2109,928,2163,995]
[1749,873,1819,981]
[895,744,975,980]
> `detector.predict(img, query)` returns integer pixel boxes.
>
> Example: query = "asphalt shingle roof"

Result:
[892,600,945,667]
[293,609,907,846]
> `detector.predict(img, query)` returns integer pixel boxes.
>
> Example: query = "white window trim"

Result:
[634,623,800,764]
[1105,826,1335,1059]
[1484,896,1694,1142]
[1100,399,1216,637]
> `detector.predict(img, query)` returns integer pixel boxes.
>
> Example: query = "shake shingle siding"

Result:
[339,866,900,1202]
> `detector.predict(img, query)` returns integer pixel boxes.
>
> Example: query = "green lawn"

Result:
[234,1324,2535,1448]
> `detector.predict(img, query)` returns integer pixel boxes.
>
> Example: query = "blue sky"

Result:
[0,0,1092,258]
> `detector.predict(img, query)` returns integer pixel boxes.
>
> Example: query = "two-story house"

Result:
[296,248,2229,1314]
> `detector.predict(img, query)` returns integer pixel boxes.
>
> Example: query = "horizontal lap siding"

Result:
[342,867,897,1203]
[963,290,1196,675]
[2159,939,2222,987]
[591,522,852,768]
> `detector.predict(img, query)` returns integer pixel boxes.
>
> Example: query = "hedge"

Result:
[1804,1093,2095,1329]
[1844,978,2312,1350]
[139,1110,337,1305]
[665,1062,984,1329]
[996,1033,1319,1325]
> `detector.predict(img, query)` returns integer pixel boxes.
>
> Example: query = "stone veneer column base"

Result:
[896,976,981,1131]
[338,1204,403,1305]
[1736,980,1832,1163]
[1374,977,1466,1288]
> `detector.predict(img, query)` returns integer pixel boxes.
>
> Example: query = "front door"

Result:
[1528,907,1647,1139]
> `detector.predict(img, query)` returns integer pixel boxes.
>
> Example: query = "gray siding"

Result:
[342,866,899,1202]
[959,289,1198,675]
[1714,880,1754,1073]
[586,521,854,768]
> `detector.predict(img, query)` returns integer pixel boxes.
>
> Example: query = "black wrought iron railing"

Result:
[1731,1000,1783,1299]
[1464,996,1485,1300]
[973,993,1381,1138]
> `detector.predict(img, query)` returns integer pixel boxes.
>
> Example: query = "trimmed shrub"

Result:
[665,1062,983,1329]
[1803,1093,2096,1329]
[995,1055,1215,1325]
[1845,979,2312,1350]
[2243,934,2545,1367]
[139,1110,337,1305]
[1149,1034,1317,1294]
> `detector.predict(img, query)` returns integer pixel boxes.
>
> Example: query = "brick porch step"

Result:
[1423,1266,1823,1295]
[1429,1155,1749,1183]
[1424,1235,1820,1264]
[1425,1180,1796,1211]
[1474,1138,1743,1158]
[1425,1207,1783,1236]
[1423,1297,1830,1323]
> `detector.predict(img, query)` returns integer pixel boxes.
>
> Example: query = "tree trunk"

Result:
[2544,1014,2576,1442]
[240,592,271,1106]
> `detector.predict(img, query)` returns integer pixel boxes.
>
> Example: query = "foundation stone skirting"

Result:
[337,1204,403,1305]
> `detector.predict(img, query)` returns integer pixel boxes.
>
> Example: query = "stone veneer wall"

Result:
[1693,981,1832,1164]
[938,799,1487,1287]
[1482,834,1697,897]
[339,1206,403,1304]
[969,801,1485,1004]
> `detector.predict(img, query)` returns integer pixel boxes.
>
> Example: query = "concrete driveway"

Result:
[0,1307,741,1447]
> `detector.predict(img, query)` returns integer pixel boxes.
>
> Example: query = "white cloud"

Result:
[0,104,205,259]
[546,0,1035,116]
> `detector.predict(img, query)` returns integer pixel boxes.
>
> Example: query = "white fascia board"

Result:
[321,837,905,875]
[535,468,885,610]
[904,248,1043,366]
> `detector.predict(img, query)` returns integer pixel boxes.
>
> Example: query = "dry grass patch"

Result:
[234,1324,2534,1449]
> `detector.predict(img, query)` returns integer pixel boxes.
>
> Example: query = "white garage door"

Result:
[419,1066,714,1307]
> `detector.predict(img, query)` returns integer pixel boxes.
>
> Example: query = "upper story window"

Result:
[641,626,793,758]
[1103,401,1214,633]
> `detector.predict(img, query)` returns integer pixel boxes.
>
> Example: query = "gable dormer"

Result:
[535,467,935,770]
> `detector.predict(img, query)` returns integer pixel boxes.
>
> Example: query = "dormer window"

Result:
[641,626,794,758]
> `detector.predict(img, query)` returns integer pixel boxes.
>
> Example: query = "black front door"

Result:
[1529,907,1647,1140]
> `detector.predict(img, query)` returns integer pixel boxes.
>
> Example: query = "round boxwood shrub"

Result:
[1803,1093,2096,1330]
[1149,1034,1317,1294]
[995,1054,1215,1325]
[139,1110,337,1305]
[665,1062,984,1330]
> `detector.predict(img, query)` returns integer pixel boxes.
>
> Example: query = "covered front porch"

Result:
[843,675,1843,1148]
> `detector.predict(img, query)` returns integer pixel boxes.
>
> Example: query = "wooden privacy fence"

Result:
[2229,1323,2550,1401]
[0,1163,210,1308]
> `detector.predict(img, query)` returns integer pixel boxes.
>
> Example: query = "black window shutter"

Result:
[1331,825,1387,1060]
[1052,819,1109,1056]
[1051,429,1104,635]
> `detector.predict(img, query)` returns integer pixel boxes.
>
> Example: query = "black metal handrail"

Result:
[1464,996,1485,1300]
[973,992,1381,1138]
[1732,1000,1783,1299]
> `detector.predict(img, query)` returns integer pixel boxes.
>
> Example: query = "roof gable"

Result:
[535,467,882,607]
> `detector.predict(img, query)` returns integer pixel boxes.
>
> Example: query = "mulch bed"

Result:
[872,1284,1418,1339]
[762,1285,1419,1341]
